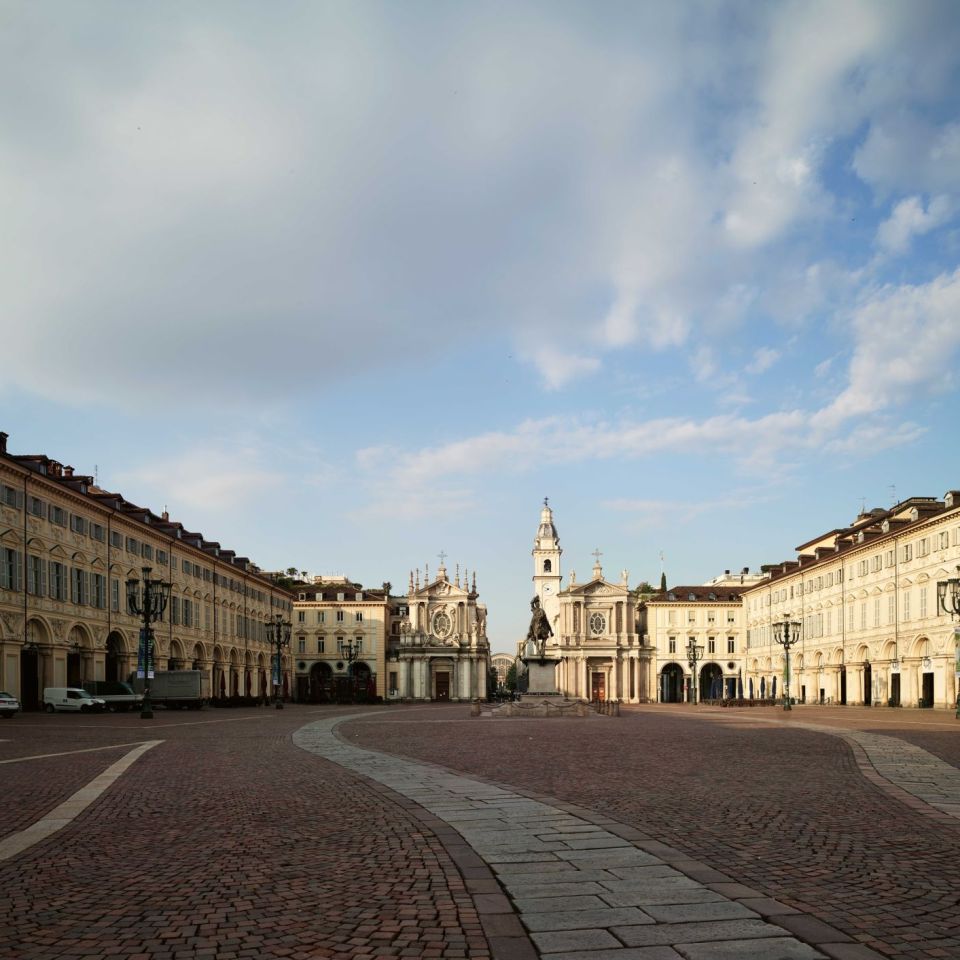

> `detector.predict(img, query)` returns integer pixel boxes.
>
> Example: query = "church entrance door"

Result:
[435,672,450,701]
[591,672,605,701]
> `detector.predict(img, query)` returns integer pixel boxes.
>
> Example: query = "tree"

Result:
[505,663,518,692]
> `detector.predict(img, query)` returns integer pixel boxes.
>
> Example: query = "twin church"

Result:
[529,500,653,702]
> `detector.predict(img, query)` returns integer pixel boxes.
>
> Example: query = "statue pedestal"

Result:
[524,659,558,696]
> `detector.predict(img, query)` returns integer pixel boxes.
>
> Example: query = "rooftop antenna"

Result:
[94,464,98,484]
[858,497,866,516]
[889,484,897,506]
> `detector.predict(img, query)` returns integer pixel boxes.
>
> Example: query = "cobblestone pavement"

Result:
[345,705,960,959]
[0,707,489,960]
[299,715,838,960]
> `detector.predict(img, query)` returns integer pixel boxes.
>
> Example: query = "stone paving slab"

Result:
[294,715,827,960]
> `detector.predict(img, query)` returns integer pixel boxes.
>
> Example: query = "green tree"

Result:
[505,663,518,692]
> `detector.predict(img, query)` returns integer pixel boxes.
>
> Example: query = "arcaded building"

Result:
[0,431,294,709]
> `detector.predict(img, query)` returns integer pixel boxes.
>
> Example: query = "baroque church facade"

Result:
[392,558,490,702]
[530,501,654,702]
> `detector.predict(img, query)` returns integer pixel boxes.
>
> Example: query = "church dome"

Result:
[537,501,558,541]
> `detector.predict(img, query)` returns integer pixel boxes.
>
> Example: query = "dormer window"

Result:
[337,592,345,601]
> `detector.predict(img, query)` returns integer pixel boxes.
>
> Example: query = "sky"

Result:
[3,0,960,652]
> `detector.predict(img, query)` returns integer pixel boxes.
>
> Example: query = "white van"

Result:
[43,687,107,713]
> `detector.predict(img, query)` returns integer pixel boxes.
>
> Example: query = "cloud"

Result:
[816,266,960,427]
[746,347,781,374]
[875,195,955,255]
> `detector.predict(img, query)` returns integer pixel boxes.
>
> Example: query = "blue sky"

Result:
[3,1,960,651]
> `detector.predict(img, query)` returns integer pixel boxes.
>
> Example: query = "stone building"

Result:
[742,493,960,709]
[390,560,490,701]
[0,431,294,709]
[643,582,753,702]
[490,652,515,691]
[531,502,652,702]
[290,576,390,702]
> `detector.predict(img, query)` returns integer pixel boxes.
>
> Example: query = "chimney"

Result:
[0,432,7,454]
[162,511,169,521]
[742,566,749,574]
[724,569,730,575]
[64,465,74,477]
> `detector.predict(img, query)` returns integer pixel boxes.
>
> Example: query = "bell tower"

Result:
[532,498,562,635]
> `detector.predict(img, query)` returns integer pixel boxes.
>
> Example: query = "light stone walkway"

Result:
[294,716,837,960]
[699,710,960,821]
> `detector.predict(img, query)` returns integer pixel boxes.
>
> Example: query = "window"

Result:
[93,573,106,609]
[110,531,122,549]
[336,610,344,622]
[337,592,345,601]
[49,505,67,526]
[171,596,181,625]
[860,602,866,631]
[28,496,44,517]
[917,537,930,558]
[589,612,606,634]
[0,484,23,509]
[920,587,928,619]
[70,567,89,605]
[91,523,105,542]
[707,611,716,624]
[389,671,398,694]
[318,611,325,623]
[902,591,911,621]
[939,531,949,550]
[183,598,192,627]
[902,544,912,562]
[707,639,716,654]
[543,559,552,572]
[125,536,138,554]
[317,638,325,653]
[297,611,305,622]
[70,514,88,535]
[0,547,22,591]
[727,637,735,654]
[297,638,305,653]
[111,578,120,612]
[354,637,363,653]
[870,555,881,573]
[726,611,735,624]
[157,549,168,565]
[857,559,868,576]
[873,598,880,628]
[668,637,676,653]
[27,555,46,596]
[887,594,895,624]
[142,544,153,561]
[355,611,363,622]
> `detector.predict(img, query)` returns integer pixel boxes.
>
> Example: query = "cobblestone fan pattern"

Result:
[0,711,489,960]
[297,716,835,960]
[345,709,960,959]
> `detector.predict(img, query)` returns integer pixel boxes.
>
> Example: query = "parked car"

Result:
[0,691,20,718]
[82,680,143,712]
[42,687,107,713]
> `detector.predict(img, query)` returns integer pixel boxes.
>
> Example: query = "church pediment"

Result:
[569,580,624,598]
[414,579,468,600]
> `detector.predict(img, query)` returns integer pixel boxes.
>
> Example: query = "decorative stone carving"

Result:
[51,619,66,642]
[0,611,23,639]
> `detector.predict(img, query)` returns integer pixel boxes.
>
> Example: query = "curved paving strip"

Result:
[696,710,960,823]
[295,716,876,960]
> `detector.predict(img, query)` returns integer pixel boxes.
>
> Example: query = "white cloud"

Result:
[875,195,955,255]
[746,346,781,374]
[816,266,960,427]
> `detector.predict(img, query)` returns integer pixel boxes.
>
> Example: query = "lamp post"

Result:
[126,566,171,720]
[265,614,291,709]
[773,618,801,712]
[686,638,703,705]
[936,566,960,718]
[340,637,362,703]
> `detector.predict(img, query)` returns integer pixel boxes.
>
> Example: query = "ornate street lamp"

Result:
[126,566,171,720]
[686,638,704,705]
[773,618,801,712]
[265,614,291,709]
[340,637,362,702]
[936,566,960,718]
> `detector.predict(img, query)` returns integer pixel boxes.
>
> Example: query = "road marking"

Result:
[0,740,162,862]
[0,741,157,765]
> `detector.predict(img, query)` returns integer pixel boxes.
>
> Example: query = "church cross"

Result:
[592,548,603,565]
[437,549,447,566]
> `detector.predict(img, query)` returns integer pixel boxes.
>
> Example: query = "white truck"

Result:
[130,670,210,709]
[83,680,143,712]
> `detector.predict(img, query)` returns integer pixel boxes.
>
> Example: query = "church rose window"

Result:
[589,612,606,635]
[433,611,452,638]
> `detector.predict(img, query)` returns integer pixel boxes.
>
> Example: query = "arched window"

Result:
[543,559,552,573]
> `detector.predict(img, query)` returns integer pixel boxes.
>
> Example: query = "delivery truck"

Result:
[129,670,210,709]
